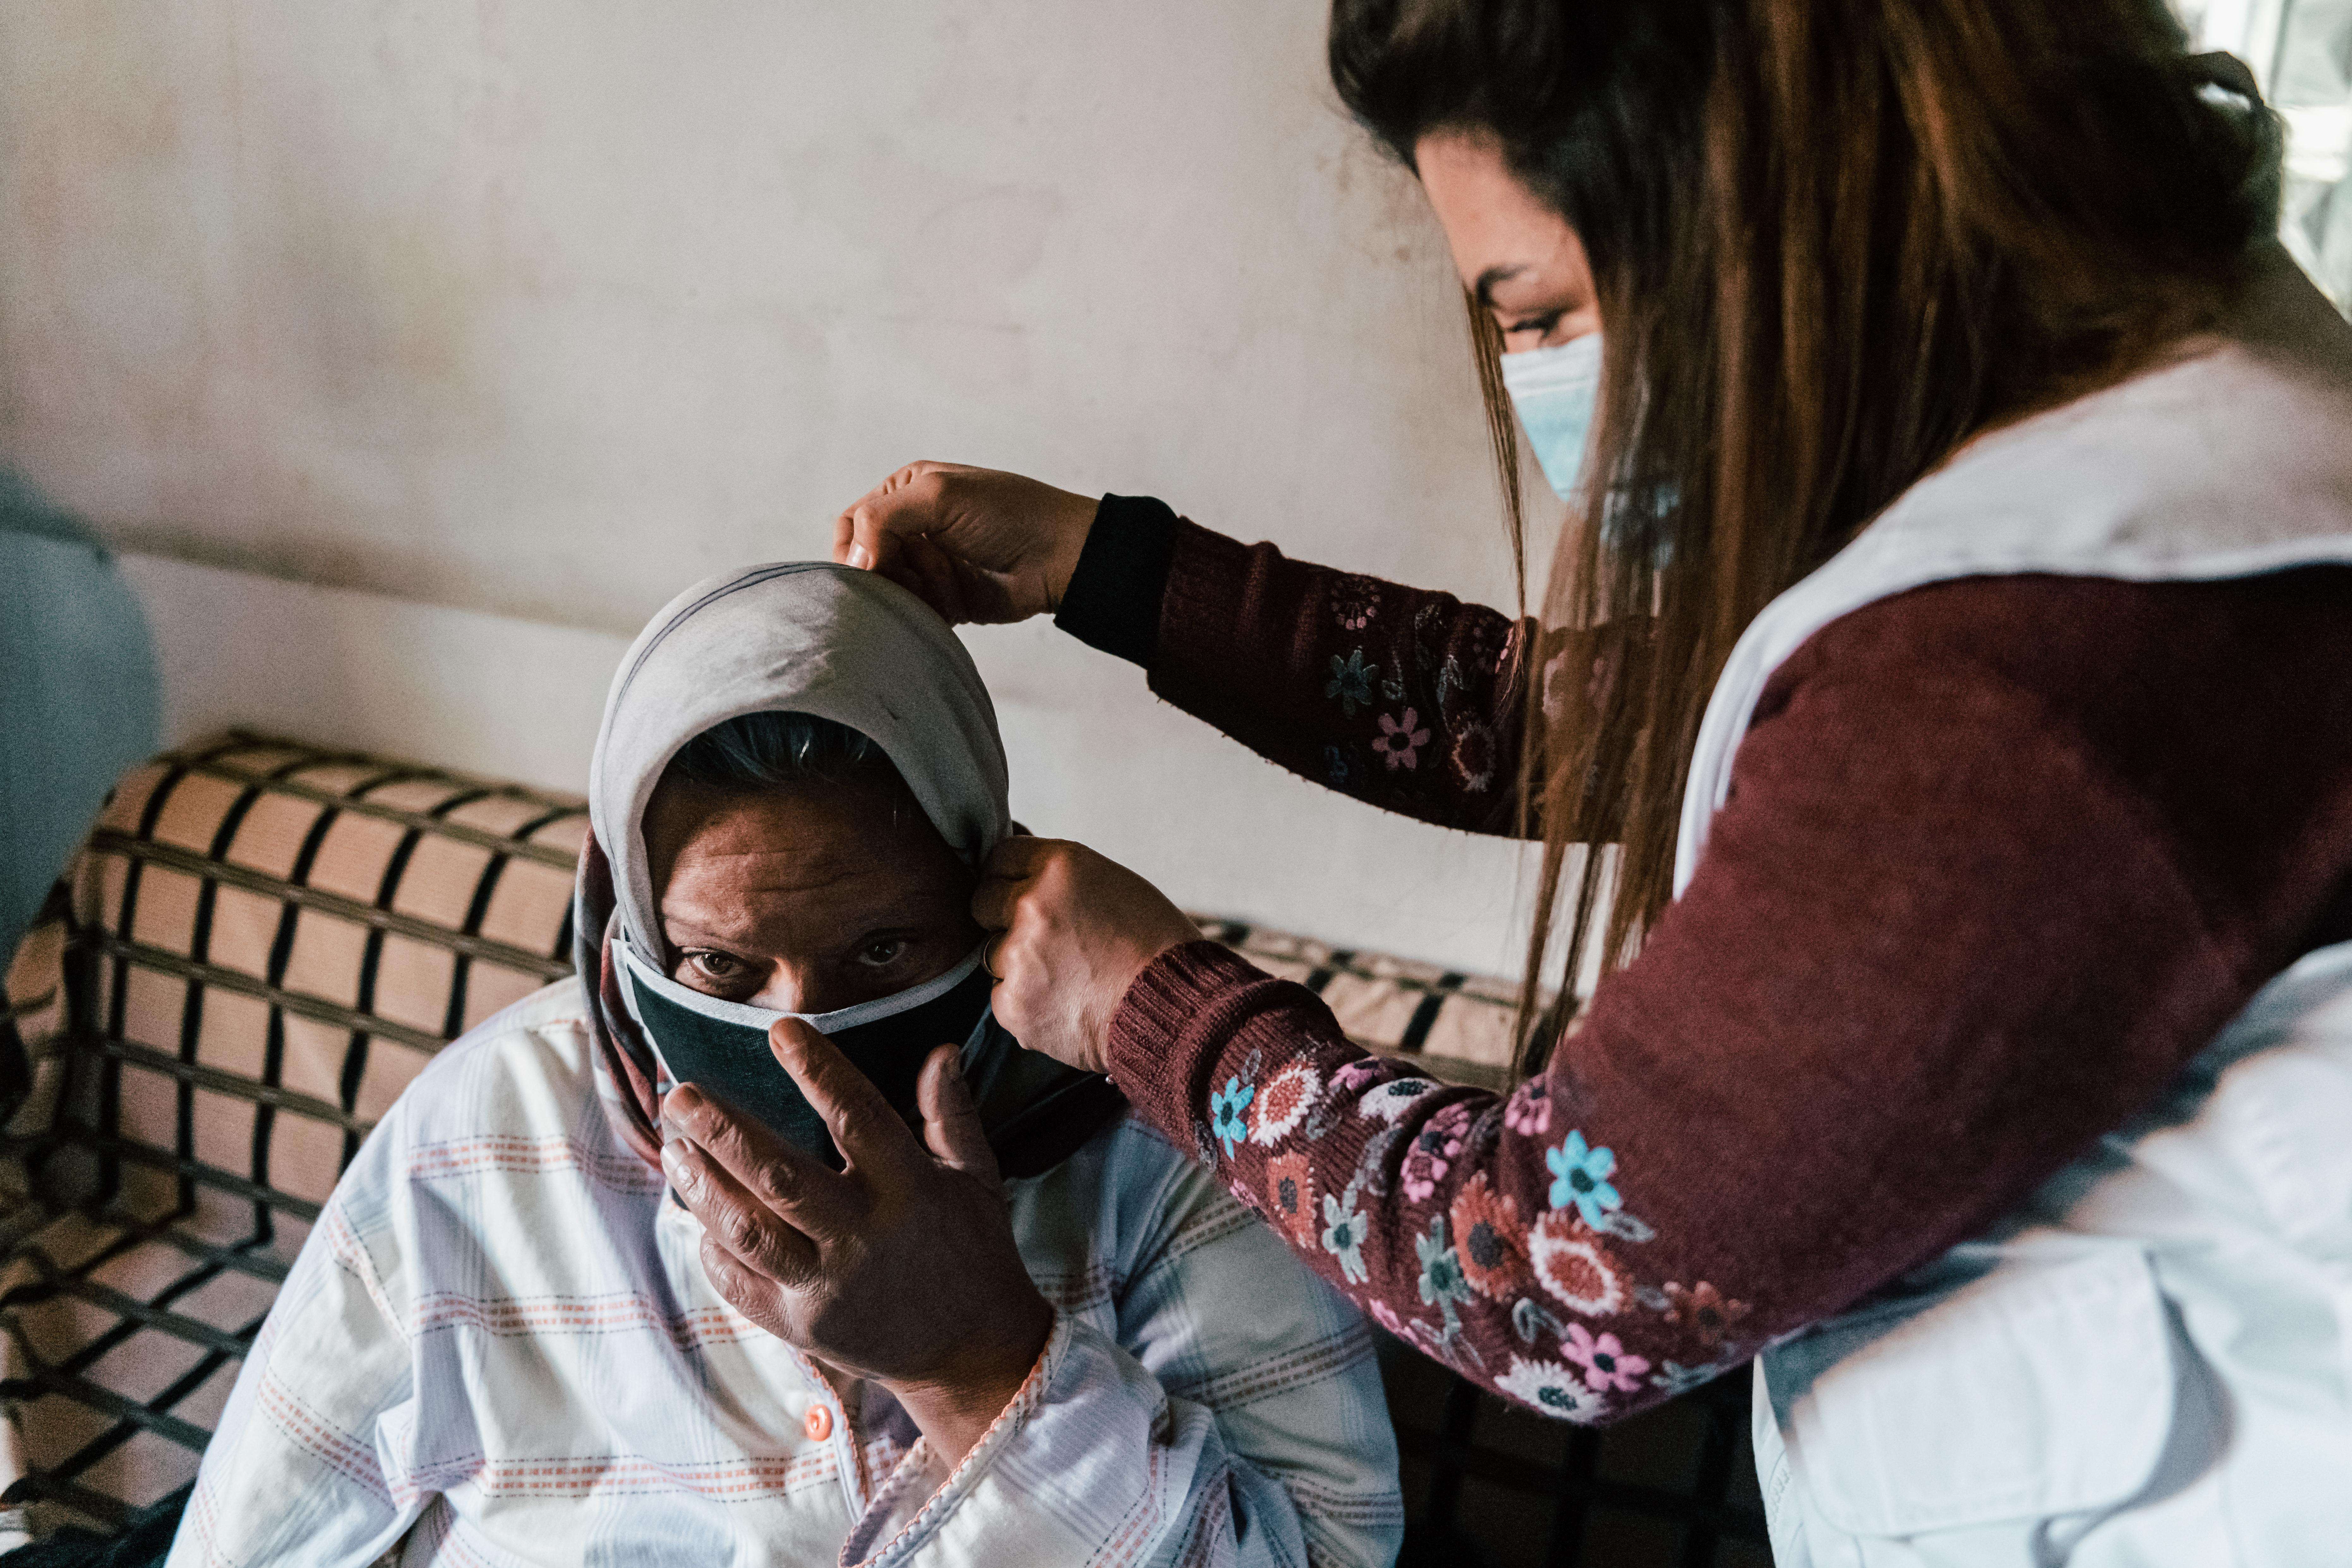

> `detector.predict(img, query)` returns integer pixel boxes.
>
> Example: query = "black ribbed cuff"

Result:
[1053,494,1179,669]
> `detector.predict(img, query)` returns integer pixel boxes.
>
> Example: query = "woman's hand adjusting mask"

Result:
[974,838,1202,1077]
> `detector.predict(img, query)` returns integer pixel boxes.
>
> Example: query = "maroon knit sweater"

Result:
[1053,497,2352,1423]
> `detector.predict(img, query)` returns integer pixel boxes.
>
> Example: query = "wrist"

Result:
[887,1290,1053,1468]
[1041,490,1103,613]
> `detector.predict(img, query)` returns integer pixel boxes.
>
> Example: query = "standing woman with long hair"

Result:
[684,0,2352,1558]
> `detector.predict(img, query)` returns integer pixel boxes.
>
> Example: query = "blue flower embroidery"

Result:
[1321,1189,1370,1284]
[1416,1218,1472,1331]
[1546,1131,1622,1229]
[1209,1077,1255,1157]
[1324,744,1354,789]
[1326,649,1375,716]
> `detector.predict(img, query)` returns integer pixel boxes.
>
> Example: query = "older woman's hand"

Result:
[660,1021,1052,1468]
[974,839,1202,1076]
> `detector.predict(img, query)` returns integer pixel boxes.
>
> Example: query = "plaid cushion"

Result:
[0,733,1761,1565]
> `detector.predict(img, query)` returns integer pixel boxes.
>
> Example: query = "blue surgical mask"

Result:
[617,934,994,1168]
[1499,333,1603,502]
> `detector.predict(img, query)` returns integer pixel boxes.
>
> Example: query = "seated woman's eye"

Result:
[685,950,744,982]
[855,938,909,969]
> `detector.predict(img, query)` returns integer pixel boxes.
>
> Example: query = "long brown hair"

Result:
[1331,0,2282,1071]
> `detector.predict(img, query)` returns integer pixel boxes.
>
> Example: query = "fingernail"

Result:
[847,544,872,570]
[661,1137,698,1190]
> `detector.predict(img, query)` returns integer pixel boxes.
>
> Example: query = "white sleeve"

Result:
[165,1131,426,1567]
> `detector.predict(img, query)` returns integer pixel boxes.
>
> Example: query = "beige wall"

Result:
[3,3,1548,975]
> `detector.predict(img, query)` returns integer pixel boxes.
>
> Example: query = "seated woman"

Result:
[169,564,1401,1567]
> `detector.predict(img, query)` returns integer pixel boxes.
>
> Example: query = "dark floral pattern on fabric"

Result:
[1117,525,1766,1423]
[1142,519,1584,839]
[1333,576,1381,632]
[1111,934,1773,1427]
[1117,924,1779,1427]
[1661,1281,1751,1348]
[1373,709,1431,771]
[1450,719,1497,794]
[1326,650,1376,717]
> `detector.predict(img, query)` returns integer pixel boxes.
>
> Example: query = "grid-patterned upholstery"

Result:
[0,734,1766,1564]
[0,735,588,1545]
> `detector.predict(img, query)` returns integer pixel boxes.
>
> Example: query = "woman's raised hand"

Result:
[833,461,1099,625]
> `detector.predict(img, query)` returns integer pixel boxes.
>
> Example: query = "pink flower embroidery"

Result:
[1561,1323,1649,1394]
[1400,1102,1472,1203]
[1504,1079,1551,1138]
[1373,708,1431,771]
[1331,1059,1384,1097]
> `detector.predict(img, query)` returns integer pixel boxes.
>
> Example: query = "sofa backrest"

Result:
[45,734,588,1231]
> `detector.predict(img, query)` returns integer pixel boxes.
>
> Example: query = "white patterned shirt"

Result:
[167,981,1402,1568]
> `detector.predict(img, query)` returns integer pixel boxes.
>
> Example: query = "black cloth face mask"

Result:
[617,933,994,1169]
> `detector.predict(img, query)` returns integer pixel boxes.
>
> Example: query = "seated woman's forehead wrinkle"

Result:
[172,560,1403,1568]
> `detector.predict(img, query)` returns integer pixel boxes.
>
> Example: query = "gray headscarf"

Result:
[572,562,1115,1175]
[590,562,1010,958]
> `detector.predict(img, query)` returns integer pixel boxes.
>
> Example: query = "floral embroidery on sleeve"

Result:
[1321,1187,1372,1283]
[1326,651,1376,717]
[1495,1355,1601,1422]
[1448,1175,1531,1300]
[1400,1103,1469,1201]
[1530,1213,1628,1315]
[1182,1032,1741,1425]
[1373,709,1431,770]
[1661,1281,1751,1347]
[1562,1325,1649,1394]
[1546,1131,1622,1229]
[1264,1151,1318,1248]
[1209,1077,1255,1156]
[1250,1061,1321,1144]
